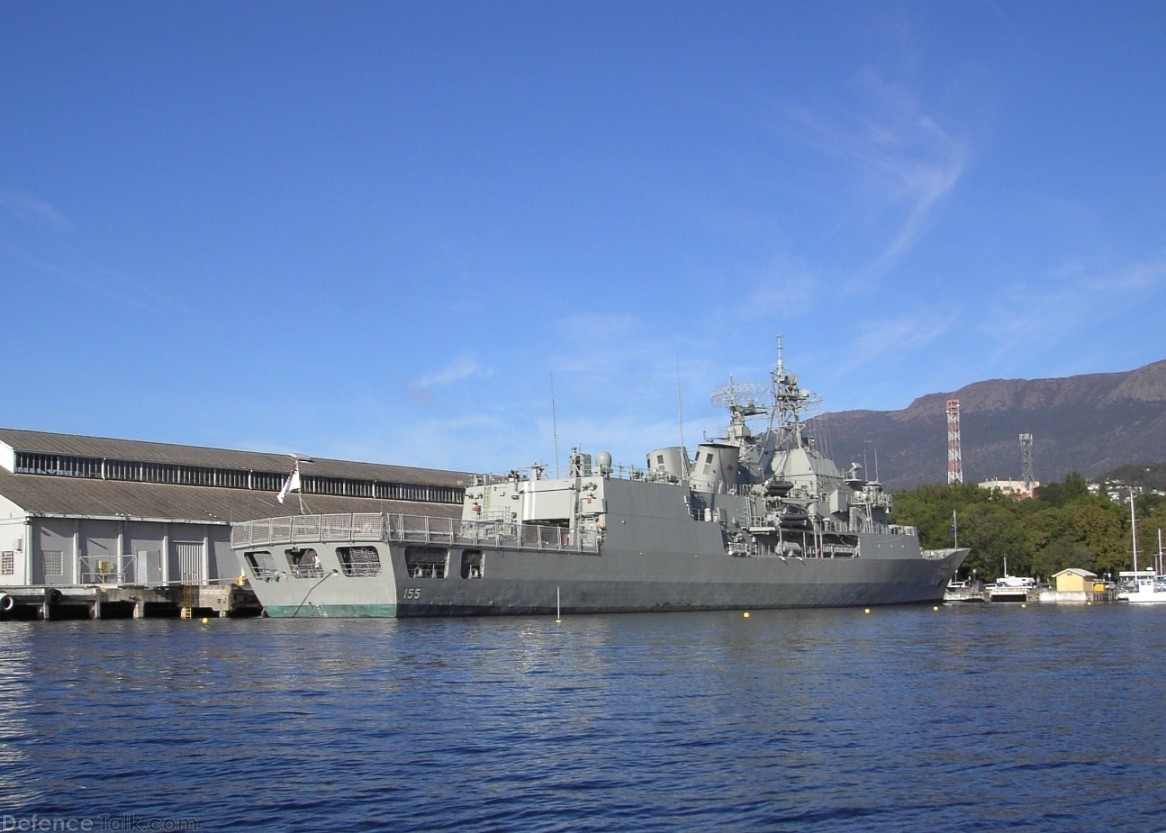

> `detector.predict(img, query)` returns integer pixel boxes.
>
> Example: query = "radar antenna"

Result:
[711,376,769,444]
[710,376,769,413]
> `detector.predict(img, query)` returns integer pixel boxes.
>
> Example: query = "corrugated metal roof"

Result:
[0,468,461,523]
[0,427,470,487]
[0,427,471,522]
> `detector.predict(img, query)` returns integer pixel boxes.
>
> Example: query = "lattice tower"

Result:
[1020,433,1034,491]
[946,399,963,485]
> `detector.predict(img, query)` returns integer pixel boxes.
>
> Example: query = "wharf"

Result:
[0,583,262,620]
[986,584,1039,603]
[945,583,1117,604]
[943,581,1040,603]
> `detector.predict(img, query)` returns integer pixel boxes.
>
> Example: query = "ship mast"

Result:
[1131,488,1139,573]
[768,335,817,454]
[708,337,821,483]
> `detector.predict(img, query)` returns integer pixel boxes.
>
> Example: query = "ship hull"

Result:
[237,523,966,618]
[234,345,972,618]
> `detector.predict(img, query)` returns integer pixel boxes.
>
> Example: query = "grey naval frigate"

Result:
[232,344,968,617]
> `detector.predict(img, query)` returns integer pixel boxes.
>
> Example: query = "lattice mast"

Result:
[1020,433,1034,492]
[946,399,963,485]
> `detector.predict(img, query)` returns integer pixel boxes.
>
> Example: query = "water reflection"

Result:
[0,625,42,807]
[0,606,1163,831]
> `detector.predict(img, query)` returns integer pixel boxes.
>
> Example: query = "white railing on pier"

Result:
[232,513,600,554]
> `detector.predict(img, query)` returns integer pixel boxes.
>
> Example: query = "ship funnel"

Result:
[689,443,740,494]
[647,447,689,482]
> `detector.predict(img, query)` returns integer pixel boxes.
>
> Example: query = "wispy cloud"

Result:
[0,187,190,316]
[777,69,969,279]
[980,255,1166,372]
[547,313,728,406]
[408,355,489,406]
[0,189,71,233]
[1070,258,1166,293]
[831,314,959,385]
[415,355,485,388]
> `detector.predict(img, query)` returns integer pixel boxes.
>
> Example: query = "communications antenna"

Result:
[1020,433,1034,493]
[946,399,963,484]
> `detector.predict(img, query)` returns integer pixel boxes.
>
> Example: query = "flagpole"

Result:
[277,455,312,513]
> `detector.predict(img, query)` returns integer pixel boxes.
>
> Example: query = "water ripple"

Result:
[1,606,1164,830]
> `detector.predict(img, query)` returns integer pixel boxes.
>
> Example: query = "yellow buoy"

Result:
[743,611,750,618]
[864,608,871,614]
[933,606,939,611]
[200,617,209,624]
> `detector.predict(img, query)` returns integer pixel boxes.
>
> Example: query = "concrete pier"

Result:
[0,584,262,620]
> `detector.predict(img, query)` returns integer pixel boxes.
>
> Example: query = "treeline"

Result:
[889,474,1166,583]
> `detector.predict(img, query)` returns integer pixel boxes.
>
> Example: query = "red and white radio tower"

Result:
[946,398,963,484]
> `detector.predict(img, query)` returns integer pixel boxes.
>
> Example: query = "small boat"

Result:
[1117,572,1166,604]
[943,576,983,603]
[987,558,1037,601]
[993,574,1036,589]
[1117,491,1166,604]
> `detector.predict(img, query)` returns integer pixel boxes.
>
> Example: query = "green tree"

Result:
[1019,503,1072,557]
[1034,472,1089,508]
[1135,493,1166,572]
[891,482,990,550]
[960,503,1032,580]
[1032,538,1092,580]
[891,472,1152,584]
[1073,500,1128,578]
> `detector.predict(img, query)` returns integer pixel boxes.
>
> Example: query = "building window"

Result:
[11,451,462,504]
[1,551,13,575]
[43,550,64,577]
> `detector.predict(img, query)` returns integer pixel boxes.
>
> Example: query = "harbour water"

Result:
[1,604,1164,832]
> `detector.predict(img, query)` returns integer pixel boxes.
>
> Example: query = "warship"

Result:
[232,343,968,617]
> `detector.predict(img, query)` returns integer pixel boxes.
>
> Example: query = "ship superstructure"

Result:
[233,342,967,616]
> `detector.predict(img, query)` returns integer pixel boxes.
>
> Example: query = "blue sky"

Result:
[2,1,1164,475]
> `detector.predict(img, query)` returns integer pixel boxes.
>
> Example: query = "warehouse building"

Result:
[0,428,468,605]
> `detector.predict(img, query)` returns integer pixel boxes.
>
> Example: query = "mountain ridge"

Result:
[810,359,1166,491]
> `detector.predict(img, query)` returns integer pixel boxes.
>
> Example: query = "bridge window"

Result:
[460,549,483,579]
[404,546,447,579]
[338,546,382,577]
[286,548,323,579]
[244,551,278,578]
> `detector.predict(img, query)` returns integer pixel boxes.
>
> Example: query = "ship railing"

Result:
[815,519,916,537]
[473,464,692,486]
[232,513,600,554]
[231,513,387,547]
[390,515,599,553]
